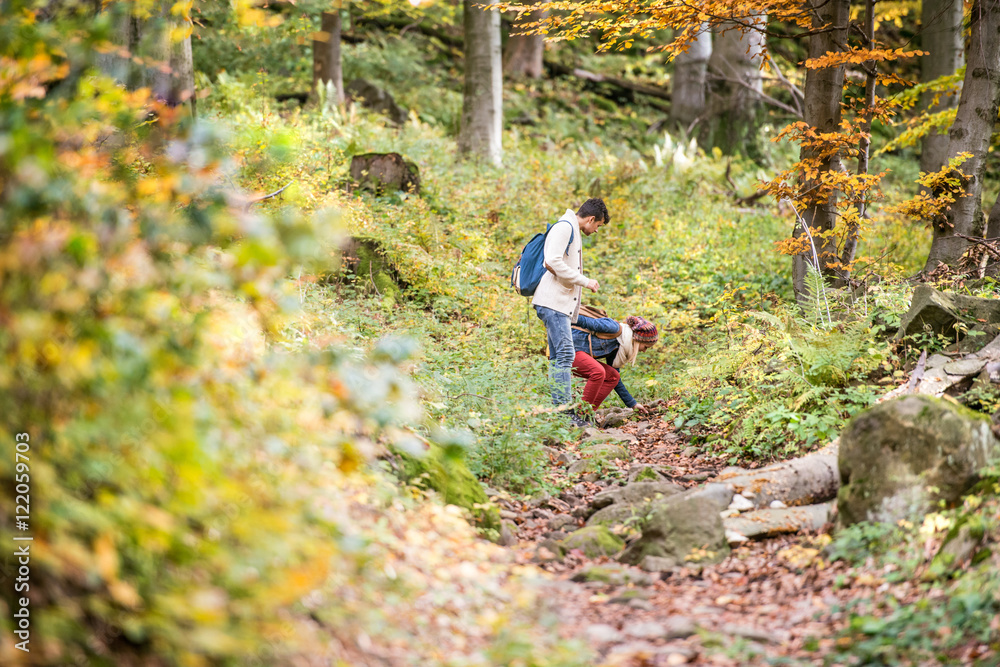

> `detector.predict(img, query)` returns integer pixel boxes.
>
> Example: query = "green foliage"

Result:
[825,495,1000,665]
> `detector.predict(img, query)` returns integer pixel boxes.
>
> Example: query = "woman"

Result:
[571,314,658,412]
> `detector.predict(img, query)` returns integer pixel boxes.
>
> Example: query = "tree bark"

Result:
[459,0,503,166]
[504,3,545,79]
[920,0,965,176]
[670,25,712,130]
[703,18,766,159]
[724,503,833,540]
[791,0,850,302]
[313,7,345,105]
[924,0,1000,272]
[96,3,194,109]
[716,444,840,509]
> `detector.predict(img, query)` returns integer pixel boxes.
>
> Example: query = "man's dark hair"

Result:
[578,198,610,225]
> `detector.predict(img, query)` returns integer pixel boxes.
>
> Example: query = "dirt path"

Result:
[495,413,857,666]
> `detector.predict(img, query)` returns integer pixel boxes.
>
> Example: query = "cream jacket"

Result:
[531,209,590,322]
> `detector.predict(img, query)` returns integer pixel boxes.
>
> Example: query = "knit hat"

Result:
[626,316,658,345]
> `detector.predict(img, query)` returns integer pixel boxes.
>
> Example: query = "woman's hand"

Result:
[633,403,650,415]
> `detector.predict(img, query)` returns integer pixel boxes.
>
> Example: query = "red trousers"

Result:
[572,351,620,410]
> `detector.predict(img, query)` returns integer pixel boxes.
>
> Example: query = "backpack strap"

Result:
[553,217,574,255]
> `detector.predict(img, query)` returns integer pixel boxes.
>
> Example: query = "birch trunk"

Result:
[704,18,766,159]
[504,3,545,79]
[459,0,503,165]
[313,8,345,106]
[791,0,850,302]
[919,0,965,176]
[670,26,711,130]
[924,0,1000,272]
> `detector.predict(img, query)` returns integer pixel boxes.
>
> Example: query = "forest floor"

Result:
[495,411,993,667]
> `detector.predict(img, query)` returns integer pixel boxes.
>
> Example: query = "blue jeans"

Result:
[535,305,574,407]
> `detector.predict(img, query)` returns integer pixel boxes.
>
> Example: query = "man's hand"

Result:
[633,404,650,415]
[586,279,600,292]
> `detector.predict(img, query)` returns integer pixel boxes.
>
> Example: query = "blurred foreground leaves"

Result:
[0,3,585,665]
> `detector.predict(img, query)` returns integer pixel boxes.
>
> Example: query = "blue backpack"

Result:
[510,218,574,297]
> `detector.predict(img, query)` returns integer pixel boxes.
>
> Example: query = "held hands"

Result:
[586,279,600,292]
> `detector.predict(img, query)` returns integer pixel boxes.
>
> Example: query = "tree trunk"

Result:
[791,0,850,302]
[724,503,833,540]
[715,444,840,509]
[670,25,711,130]
[97,3,194,109]
[313,7,345,105]
[920,0,965,176]
[459,0,503,165]
[504,3,545,79]
[924,0,1000,272]
[703,18,766,160]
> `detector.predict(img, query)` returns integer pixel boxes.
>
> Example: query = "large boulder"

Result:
[618,486,732,569]
[837,395,1000,526]
[896,285,1000,344]
[586,480,684,527]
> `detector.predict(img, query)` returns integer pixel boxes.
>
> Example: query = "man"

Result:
[531,198,610,426]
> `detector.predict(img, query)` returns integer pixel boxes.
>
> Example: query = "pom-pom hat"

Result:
[626,316,658,345]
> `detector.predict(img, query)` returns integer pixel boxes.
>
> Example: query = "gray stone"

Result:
[619,489,731,567]
[943,358,987,376]
[622,621,668,639]
[727,494,755,512]
[583,428,638,446]
[585,624,622,643]
[567,459,595,476]
[662,616,698,639]
[345,78,409,125]
[626,598,655,611]
[627,463,673,483]
[681,472,710,482]
[547,514,578,532]
[578,442,630,460]
[720,624,782,644]
[542,445,577,465]
[925,353,951,370]
[498,521,518,546]
[838,395,1000,526]
[586,503,649,528]
[592,481,686,509]
[586,480,685,528]
[639,555,678,572]
[597,407,634,428]
[897,285,1000,343]
[560,526,625,558]
[570,563,655,586]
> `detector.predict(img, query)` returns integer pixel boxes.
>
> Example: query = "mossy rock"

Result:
[579,443,630,461]
[838,395,1000,527]
[560,526,625,558]
[634,466,661,482]
[394,443,499,529]
[619,492,730,567]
